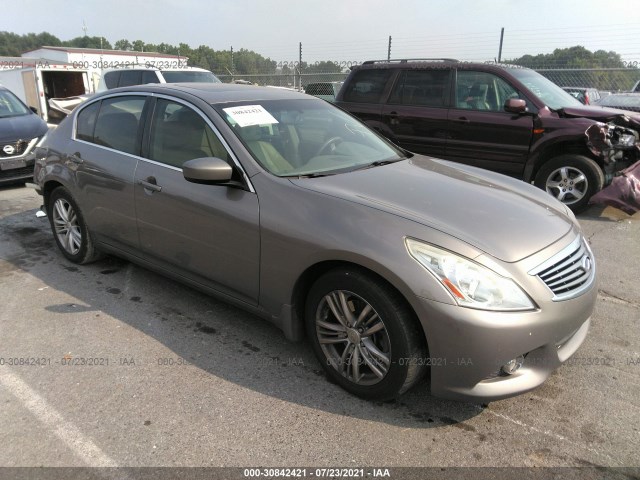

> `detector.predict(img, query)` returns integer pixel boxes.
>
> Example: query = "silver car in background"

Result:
[33,84,597,402]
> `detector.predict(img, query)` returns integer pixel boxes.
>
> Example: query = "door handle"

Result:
[138,177,162,193]
[453,117,470,124]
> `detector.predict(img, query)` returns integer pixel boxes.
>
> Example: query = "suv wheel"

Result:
[534,154,604,213]
[48,187,102,264]
[305,267,427,401]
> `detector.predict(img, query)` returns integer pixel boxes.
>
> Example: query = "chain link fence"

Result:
[216,67,640,94]
[535,68,639,92]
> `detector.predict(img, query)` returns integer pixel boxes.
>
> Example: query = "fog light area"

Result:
[501,356,525,375]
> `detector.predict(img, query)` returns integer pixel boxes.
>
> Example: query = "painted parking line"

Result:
[0,368,118,468]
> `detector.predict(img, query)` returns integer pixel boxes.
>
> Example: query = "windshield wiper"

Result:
[282,172,335,179]
[350,158,403,172]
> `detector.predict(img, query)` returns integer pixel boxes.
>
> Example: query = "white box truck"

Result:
[0,59,91,123]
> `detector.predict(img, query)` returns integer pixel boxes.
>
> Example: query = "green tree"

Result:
[509,46,625,69]
[114,39,132,51]
[64,36,112,49]
[0,31,63,56]
[131,40,145,52]
[305,61,343,74]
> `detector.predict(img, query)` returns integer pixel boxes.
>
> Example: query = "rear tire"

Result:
[534,154,604,213]
[47,187,102,264]
[305,267,427,401]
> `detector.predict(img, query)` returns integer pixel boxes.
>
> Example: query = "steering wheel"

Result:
[314,136,343,157]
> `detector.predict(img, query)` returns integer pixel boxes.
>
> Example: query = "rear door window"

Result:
[388,69,451,107]
[89,96,146,155]
[342,69,393,103]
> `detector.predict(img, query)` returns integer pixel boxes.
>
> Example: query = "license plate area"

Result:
[0,159,27,170]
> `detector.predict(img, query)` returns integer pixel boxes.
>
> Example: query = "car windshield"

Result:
[161,71,221,83]
[510,69,583,110]
[215,99,406,177]
[0,89,30,118]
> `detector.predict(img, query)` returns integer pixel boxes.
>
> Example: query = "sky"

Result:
[3,0,640,64]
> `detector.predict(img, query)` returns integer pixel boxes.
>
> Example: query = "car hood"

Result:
[290,156,574,263]
[559,105,640,124]
[0,113,48,143]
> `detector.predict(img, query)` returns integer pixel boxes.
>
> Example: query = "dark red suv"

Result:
[335,59,640,212]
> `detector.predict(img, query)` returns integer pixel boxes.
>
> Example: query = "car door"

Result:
[134,96,260,304]
[380,68,451,156]
[72,94,147,250]
[446,70,534,177]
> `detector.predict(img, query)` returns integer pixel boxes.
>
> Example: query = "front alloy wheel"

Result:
[306,268,427,400]
[534,154,604,213]
[315,290,391,386]
[544,166,589,205]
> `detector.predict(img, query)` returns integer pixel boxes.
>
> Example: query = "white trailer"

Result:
[0,59,91,123]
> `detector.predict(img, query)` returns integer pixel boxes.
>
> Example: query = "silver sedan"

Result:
[33,84,597,402]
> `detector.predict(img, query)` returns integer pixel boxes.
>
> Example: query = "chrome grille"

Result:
[0,140,29,158]
[529,236,595,301]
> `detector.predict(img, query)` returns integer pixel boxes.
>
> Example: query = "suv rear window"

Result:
[103,70,160,89]
[103,71,120,89]
[342,69,392,103]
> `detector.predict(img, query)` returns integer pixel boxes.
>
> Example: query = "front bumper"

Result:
[412,242,597,402]
[0,138,39,185]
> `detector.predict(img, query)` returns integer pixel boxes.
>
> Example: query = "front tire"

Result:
[305,268,427,401]
[47,187,101,264]
[534,154,604,213]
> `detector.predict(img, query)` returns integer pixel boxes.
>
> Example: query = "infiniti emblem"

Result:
[581,255,592,273]
[3,145,15,155]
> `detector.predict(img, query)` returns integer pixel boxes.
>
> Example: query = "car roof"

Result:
[104,83,311,104]
[351,59,532,73]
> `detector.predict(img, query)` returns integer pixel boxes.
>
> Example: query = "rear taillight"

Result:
[584,92,590,105]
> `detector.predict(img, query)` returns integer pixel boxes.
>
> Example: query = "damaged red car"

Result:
[336,60,640,213]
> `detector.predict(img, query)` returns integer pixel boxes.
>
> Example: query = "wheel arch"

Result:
[42,180,66,211]
[525,140,602,183]
[288,260,429,354]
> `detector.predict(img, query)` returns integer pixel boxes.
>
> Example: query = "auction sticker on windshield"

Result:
[223,105,278,127]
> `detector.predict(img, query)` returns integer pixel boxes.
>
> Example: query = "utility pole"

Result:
[498,28,504,63]
[298,42,302,91]
[387,36,392,61]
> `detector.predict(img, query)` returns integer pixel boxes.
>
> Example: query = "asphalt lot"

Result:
[0,184,639,478]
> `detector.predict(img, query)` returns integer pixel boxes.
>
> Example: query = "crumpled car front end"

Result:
[585,114,640,213]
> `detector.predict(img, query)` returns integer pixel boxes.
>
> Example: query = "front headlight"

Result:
[405,238,536,311]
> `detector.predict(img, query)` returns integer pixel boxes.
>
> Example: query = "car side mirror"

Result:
[504,98,528,114]
[29,106,38,114]
[183,157,233,184]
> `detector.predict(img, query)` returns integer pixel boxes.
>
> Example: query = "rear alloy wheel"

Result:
[306,268,427,400]
[48,187,101,264]
[534,154,604,213]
